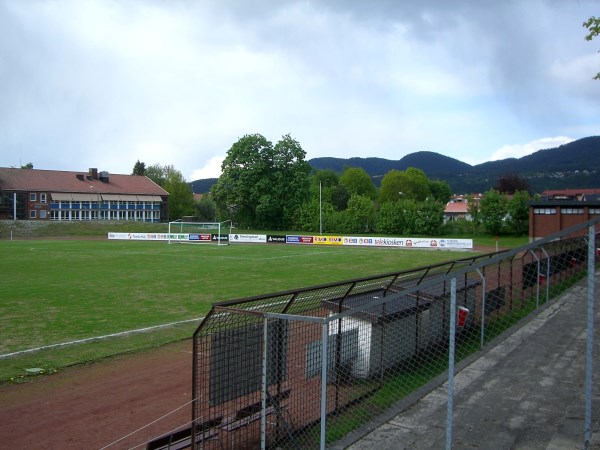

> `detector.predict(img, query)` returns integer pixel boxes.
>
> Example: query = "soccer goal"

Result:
[167,220,232,245]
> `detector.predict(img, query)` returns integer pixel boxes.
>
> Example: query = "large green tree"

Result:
[397,167,430,202]
[339,167,377,199]
[583,16,600,80]
[379,169,404,203]
[211,133,310,229]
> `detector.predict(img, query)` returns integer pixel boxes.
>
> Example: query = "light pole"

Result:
[319,181,323,235]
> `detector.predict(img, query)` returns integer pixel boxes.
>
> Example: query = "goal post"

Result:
[167,220,232,245]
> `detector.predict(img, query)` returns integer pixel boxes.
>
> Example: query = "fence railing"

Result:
[190,219,598,450]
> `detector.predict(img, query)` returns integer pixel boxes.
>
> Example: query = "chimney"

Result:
[89,168,98,179]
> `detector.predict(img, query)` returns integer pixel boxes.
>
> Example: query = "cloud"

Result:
[488,137,576,162]
[189,156,224,180]
[0,0,598,181]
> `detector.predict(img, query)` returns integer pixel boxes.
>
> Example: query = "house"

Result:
[443,194,482,223]
[0,167,169,222]
[529,189,600,240]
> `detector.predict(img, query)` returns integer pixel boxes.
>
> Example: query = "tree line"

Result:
[133,133,531,235]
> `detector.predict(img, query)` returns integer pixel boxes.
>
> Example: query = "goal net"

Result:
[167,220,231,245]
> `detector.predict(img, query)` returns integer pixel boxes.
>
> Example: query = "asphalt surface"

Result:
[332,273,600,450]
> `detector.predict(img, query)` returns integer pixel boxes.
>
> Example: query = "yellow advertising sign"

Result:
[313,235,343,245]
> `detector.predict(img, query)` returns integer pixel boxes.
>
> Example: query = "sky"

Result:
[1,0,599,181]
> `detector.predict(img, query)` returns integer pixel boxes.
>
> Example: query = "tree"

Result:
[506,190,530,235]
[162,167,196,221]
[144,163,196,221]
[397,167,430,202]
[331,184,350,211]
[428,179,452,204]
[145,163,168,186]
[344,194,375,233]
[274,134,312,229]
[379,169,404,203]
[132,160,146,176]
[296,198,338,233]
[414,198,445,235]
[375,199,419,235]
[211,133,310,229]
[339,167,377,199]
[196,195,216,222]
[309,169,339,205]
[376,201,403,234]
[20,162,33,169]
[583,16,600,80]
[466,194,482,234]
[495,173,530,195]
[479,189,507,235]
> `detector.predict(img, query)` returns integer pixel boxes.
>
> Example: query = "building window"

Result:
[30,210,36,219]
[589,208,600,215]
[30,193,36,202]
[561,208,583,215]
[40,193,47,204]
[533,208,556,215]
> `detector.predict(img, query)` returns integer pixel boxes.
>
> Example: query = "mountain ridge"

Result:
[190,136,600,194]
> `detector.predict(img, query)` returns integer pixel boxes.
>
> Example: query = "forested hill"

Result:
[190,136,600,194]
[309,152,471,178]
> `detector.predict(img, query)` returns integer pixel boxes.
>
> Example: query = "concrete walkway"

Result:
[333,274,600,450]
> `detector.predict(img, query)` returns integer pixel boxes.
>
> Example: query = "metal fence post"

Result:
[530,250,541,308]
[446,277,457,450]
[584,226,595,448]
[540,247,550,303]
[261,317,268,450]
[475,269,486,349]
[320,320,329,450]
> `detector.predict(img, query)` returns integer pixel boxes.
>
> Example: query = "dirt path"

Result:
[0,340,192,449]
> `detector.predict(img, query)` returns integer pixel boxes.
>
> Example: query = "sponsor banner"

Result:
[286,235,314,244]
[107,232,192,241]
[230,234,267,243]
[313,235,343,245]
[436,238,473,249]
[343,236,473,249]
[107,231,471,249]
[189,233,211,241]
[267,234,286,244]
[343,236,376,246]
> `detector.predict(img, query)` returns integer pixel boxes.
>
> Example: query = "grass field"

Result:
[0,221,528,383]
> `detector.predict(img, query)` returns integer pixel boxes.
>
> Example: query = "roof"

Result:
[444,201,469,214]
[542,189,600,196]
[0,167,168,197]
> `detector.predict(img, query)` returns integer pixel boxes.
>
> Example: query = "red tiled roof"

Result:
[444,202,469,214]
[0,167,168,196]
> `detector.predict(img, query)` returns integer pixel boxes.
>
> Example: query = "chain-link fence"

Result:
[190,220,598,450]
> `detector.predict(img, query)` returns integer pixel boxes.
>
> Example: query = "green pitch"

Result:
[0,239,474,382]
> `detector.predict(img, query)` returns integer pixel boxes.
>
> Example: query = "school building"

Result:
[0,167,169,222]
